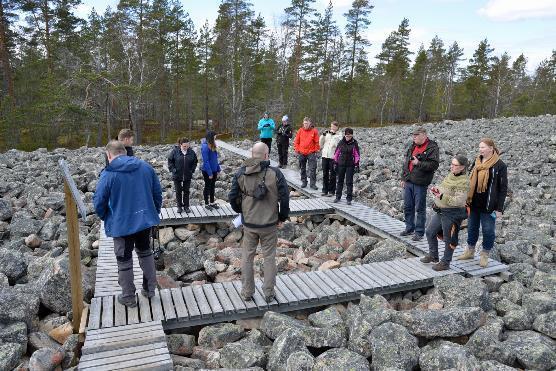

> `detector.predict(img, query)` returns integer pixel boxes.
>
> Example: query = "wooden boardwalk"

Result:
[158,198,333,226]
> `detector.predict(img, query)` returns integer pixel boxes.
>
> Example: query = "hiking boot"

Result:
[456,247,475,260]
[118,294,137,307]
[346,200,352,205]
[333,198,340,203]
[141,289,155,299]
[241,292,253,301]
[205,204,214,210]
[300,181,307,188]
[264,293,275,302]
[432,261,450,271]
[412,234,424,241]
[211,203,220,209]
[400,230,414,237]
[310,184,318,190]
[177,207,183,214]
[321,191,328,196]
[480,251,489,268]
[420,254,439,263]
[184,207,191,214]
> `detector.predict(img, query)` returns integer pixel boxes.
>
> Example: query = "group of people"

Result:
[400,127,508,271]
[93,122,507,308]
[258,113,361,205]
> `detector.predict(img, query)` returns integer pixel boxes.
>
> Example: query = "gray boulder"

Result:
[508,263,536,287]
[419,340,479,371]
[362,240,405,263]
[0,343,25,371]
[394,307,483,338]
[0,198,12,221]
[219,341,266,368]
[9,215,43,237]
[478,360,520,371]
[166,334,196,356]
[370,322,419,371]
[198,323,244,349]
[0,322,27,349]
[0,248,27,283]
[267,328,309,371]
[164,242,205,279]
[171,355,206,369]
[503,309,532,330]
[261,311,346,348]
[533,310,556,339]
[502,330,556,370]
[28,347,65,370]
[286,351,314,371]
[494,298,521,316]
[521,291,556,318]
[465,318,515,365]
[307,306,344,328]
[532,270,556,295]
[0,286,40,327]
[498,281,525,304]
[433,275,491,311]
[312,348,370,370]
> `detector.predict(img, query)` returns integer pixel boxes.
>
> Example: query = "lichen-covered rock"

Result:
[286,351,314,371]
[533,310,556,339]
[502,330,556,370]
[198,323,244,349]
[267,328,309,371]
[0,248,27,283]
[167,334,196,356]
[502,309,532,330]
[478,360,520,371]
[219,341,266,368]
[307,306,344,328]
[28,331,63,353]
[28,347,65,371]
[508,263,536,287]
[361,239,405,263]
[465,318,515,365]
[433,275,491,311]
[0,322,27,349]
[261,311,346,348]
[498,280,525,304]
[172,355,206,369]
[164,242,206,279]
[419,340,479,371]
[370,322,419,371]
[393,307,483,338]
[0,343,25,371]
[521,292,556,318]
[0,198,13,221]
[0,286,39,328]
[312,348,370,370]
[532,270,556,296]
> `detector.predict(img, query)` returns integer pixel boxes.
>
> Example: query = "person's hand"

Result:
[411,156,420,166]
[209,175,213,179]
[495,211,502,219]
[277,221,283,229]
[354,165,360,173]
[400,180,406,188]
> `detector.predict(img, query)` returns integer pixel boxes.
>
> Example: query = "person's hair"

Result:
[344,127,353,135]
[206,131,217,151]
[118,128,134,141]
[178,137,190,145]
[303,116,312,124]
[454,154,469,170]
[331,121,339,127]
[252,141,268,159]
[479,137,500,154]
[106,140,126,156]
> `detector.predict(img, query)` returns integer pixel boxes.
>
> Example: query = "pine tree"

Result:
[463,39,494,118]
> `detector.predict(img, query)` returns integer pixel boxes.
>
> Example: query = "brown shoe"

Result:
[456,247,475,260]
[420,254,439,264]
[432,261,450,271]
[479,251,489,268]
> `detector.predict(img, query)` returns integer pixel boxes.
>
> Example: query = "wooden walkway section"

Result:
[216,140,509,278]
[87,256,461,330]
[158,198,333,226]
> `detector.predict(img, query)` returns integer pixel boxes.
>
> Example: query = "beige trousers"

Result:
[241,225,277,297]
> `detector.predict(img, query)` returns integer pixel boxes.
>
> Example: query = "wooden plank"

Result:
[114,298,126,326]
[351,265,385,289]
[340,266,378,291]
[270,281,290,306]
[170,287,188,319]
[255,280,278,308]
[278,275,308,303]
[391,259,432,281]
[85,322,163,341]
[335,267,367,292]
[313,270,347,297]
[138,292,152,323]
[127,303,139,325]
[381,260,423,284]
[326,268,364,293]
[288,273,318,301]
[212,283,236,314]
[160,289,177,320]
[101,296,114,328]
[192,285,213,318]
[181,286,201,319]
[274,275,298,305]
[196,205,208,218]
[305,271,337,299]
[360,263,393,288]
[82,354,171,371]
[222,282,247,313]
[161,208,169,220]
[231,281,257,311]
[202,284,224,316]
[372,262,406,286]
[88,297,101,330]
[247,281,269,309]
[190,205,202,219]
[151,289,165,321]
[297,272,327,299]
[80,342,169,364]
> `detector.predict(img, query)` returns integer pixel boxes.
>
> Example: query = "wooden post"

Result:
[64,181,84,333]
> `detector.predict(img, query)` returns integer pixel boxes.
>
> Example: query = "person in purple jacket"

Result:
[200,131,222,210]
[333,128,360,205]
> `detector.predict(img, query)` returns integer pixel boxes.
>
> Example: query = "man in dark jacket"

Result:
[168,137,198,214]
[94,140,162,307]
[275,115,293,168]
[228,142,290,302]
[400,126,439,241]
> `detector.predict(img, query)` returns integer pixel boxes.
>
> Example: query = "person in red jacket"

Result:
[293,117,320,189]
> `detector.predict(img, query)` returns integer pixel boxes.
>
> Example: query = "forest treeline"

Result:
[0,0,554,151]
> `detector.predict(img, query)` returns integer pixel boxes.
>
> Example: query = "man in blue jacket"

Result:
[94,140,162,307]
[258,112,275,153]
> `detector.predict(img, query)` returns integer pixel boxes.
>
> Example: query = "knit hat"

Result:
[282,115,288,122]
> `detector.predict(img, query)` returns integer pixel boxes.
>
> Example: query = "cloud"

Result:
[478,0,556,21]
[75,3,92,19]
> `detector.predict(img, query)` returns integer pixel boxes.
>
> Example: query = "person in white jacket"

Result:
[319,121,342,196]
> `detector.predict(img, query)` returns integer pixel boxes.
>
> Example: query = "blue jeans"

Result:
[404,181,427,236]
[467,207,496,251]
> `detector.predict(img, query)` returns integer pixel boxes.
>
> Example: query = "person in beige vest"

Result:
[228,142,290,302]
[319,121,342,196]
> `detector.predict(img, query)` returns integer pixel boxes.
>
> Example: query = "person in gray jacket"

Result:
[319,121,341,196]
[228,142,290,302]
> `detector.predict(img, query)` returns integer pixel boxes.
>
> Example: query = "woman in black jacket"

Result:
[458,138,508,268]
[333,128,360,205]
[168,137,198,214]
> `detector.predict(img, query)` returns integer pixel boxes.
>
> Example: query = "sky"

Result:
[78,0,556,72]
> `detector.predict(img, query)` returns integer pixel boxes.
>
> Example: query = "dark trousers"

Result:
[467,207,496,251]
[298,152,317,186]
[261,138,272,153]
[403,181,427,236]
[336,165,354,201]
[426,213,456,264]
[113,228,156,298]
[174,179,191,208]
[321,158,336,194]
[202,171,217,204]
[277,141,289,166]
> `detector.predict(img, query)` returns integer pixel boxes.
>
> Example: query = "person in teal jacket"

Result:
[258,111,275,153]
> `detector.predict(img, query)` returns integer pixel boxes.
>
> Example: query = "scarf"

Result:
[409,138,429,172]
[467,152,500,204]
